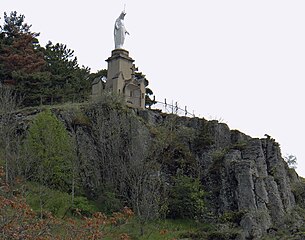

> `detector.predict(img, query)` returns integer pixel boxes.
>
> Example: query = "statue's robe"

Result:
[114,16,126,49]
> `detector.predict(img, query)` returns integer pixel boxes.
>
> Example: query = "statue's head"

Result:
[119,11,126,19]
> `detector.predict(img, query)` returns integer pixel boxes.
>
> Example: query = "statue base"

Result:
[106,49,134,82]
[104,49,146,110]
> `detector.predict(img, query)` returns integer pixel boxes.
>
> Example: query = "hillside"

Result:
[1,95,304,239]
[2,10,305,240]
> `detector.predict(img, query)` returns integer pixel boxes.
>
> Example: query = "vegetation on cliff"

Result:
[1,91,305,239]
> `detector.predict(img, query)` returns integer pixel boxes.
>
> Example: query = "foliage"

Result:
[26,182,98,218]
[178,221,243,240]
[43,41,91,104]
[71,107,92,127]
[0,166,57,239]
[219,211,246,225]
[152,115,197,176]
[0,11,48,105]
[193,120,215,152]
[72,196,98,216]
[205,228,241,240]
[0,86,20,183]
[147,114,203,221]
[0,11,91,106]
[89,100,163,232]
[0,196,56,239]
[291,180,305,208]
[265,206,305,240]
[93,91,126,110]
[68,208,134,239]
[0,166,134,239]
[88,68,107,83]
[168,174,206,219]
[96,187,123,214]
[145,87,156,108]
[104,218,200,240]
[231,141,248,151]
[22,109,74,192]
[209,148,228,174]
[25,181,71,217]
[211,149,227,161]
[13,71,51,106]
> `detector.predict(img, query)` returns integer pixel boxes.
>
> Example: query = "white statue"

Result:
[114,11,129,49]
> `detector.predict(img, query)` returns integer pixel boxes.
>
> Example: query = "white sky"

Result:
[1,0,305,176]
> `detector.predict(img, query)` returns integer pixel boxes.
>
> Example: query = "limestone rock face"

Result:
[138,110,300,239]
[18,106,301,239]
[180,119,297,239]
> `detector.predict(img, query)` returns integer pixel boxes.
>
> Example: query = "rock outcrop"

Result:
[139,110,301,239]
[16,104,303,239]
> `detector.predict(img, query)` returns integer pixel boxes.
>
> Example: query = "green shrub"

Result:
[231,141,248,151]
[72,196,98,216]
[292,182,305,208]
[179,231,208,239]
[179,224,241,240]
[96,188,123,214]
[168,175,205,219]
[209,149,228,175]
[207,229,240,240]
[94,91,125,110]
[26,182,71,217]
[72,109,91,127]
[193,121,215,151]
[220,211,246,225]
[211,149,227,161]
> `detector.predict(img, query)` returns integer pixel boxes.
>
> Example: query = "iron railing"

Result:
[148,99,196,118]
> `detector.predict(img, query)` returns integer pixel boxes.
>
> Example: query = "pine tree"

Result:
[0,12,92,106]
[43,41,90,103]
[0,11,48,106]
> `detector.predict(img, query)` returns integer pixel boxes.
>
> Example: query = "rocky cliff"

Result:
[17,101,304,239]
[140,111,302,239]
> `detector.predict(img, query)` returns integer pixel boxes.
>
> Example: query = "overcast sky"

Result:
[2,0,305,176]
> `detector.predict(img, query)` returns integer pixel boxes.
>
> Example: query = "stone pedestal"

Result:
[104,49,147,109]
[105,49,134,94]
